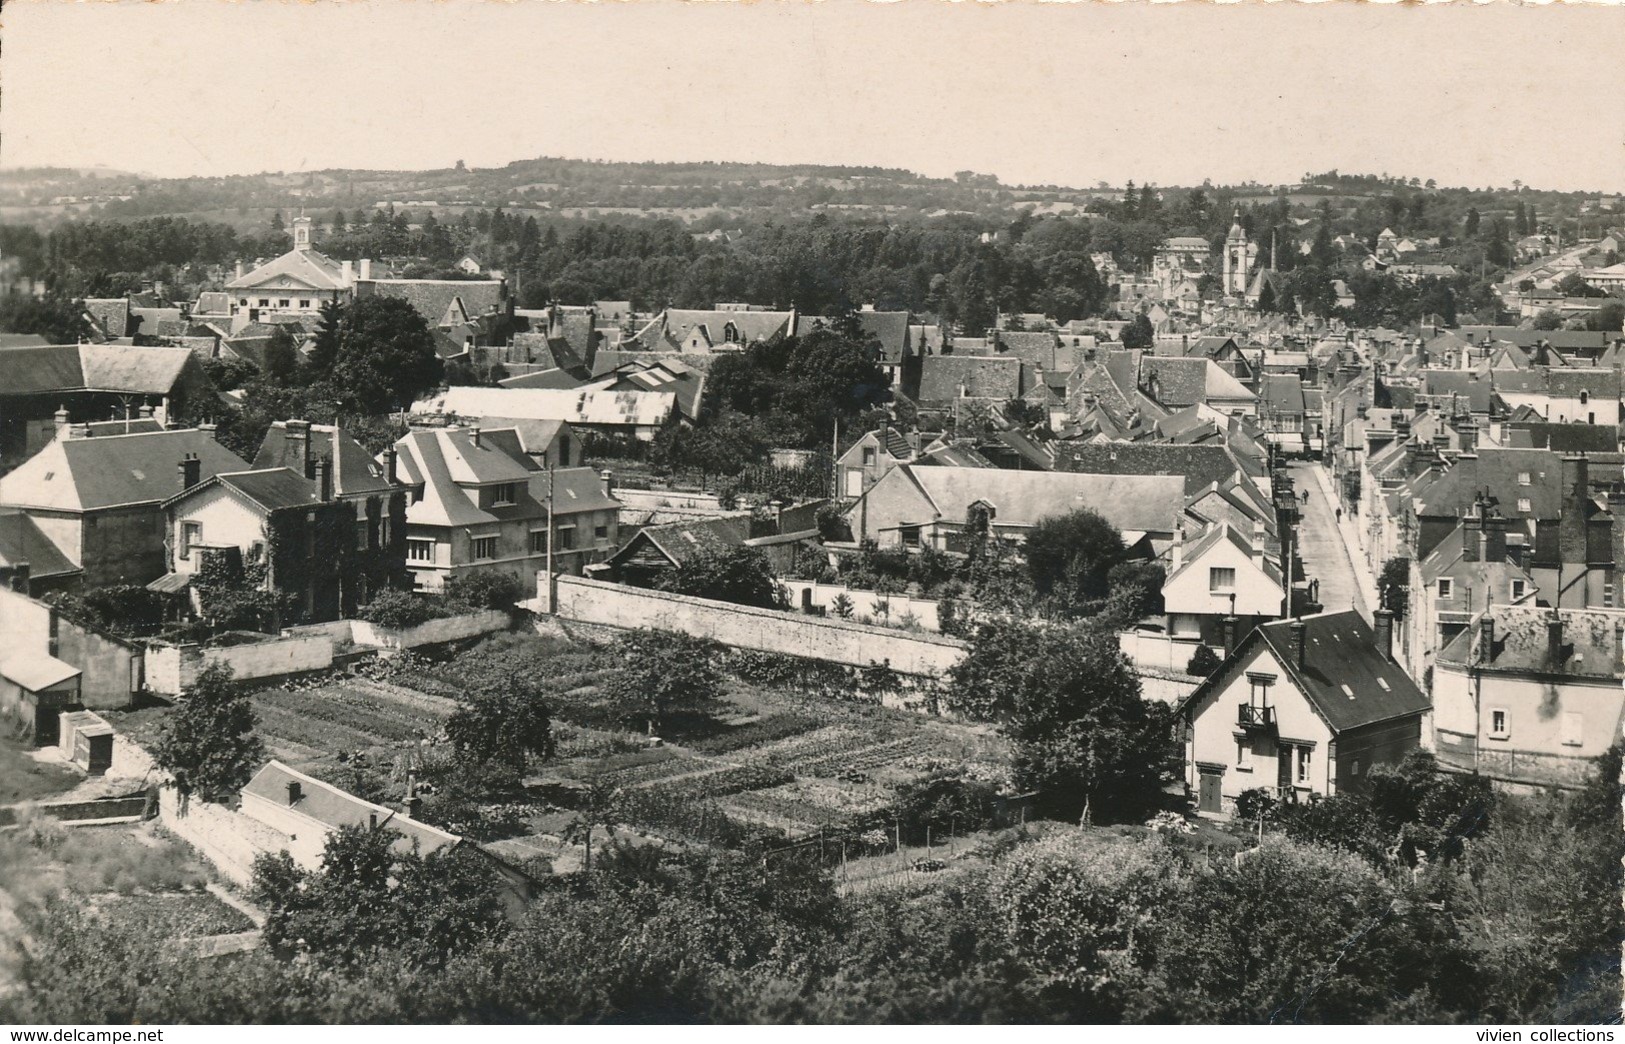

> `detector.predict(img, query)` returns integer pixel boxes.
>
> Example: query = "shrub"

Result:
[1186,645,1223,677]
[830,593,855,619]
[443,572,522,611]
[1233,787,1278,824]
[357,588,450,628]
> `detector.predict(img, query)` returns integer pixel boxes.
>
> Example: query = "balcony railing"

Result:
[1236,703,1275,729]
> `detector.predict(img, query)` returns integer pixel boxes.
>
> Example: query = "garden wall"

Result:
[1134,667,1202,705]
[548,575,966,678]
[144,635,335,696]
[158,786,291,889]
[1117,629,1219,674]
[350,609,510,656]
[780,581,942,632]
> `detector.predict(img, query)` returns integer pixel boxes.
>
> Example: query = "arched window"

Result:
[724,322,739,344]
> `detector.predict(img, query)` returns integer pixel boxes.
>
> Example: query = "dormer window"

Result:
[1517,472,1531,486]
[723,321,739,344]
[490,482,519,506]
[1580,390,1589,405]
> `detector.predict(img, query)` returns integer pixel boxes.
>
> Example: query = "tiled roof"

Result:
[898,465,1186,534]
[210,468,323,512]
[253,422,394,497]
[227,248,349,292]
[1261,374,1306,414]
[0,344,195,398]
[1437,605,1625,682]
[1052,442,1242,495]
[1503,422,1617,453]
[795,312,912,364]
[993,331,1072,371]
[393,427,616,530]
[610,515,753,570]
[917,354,1024,401]
[633,309,793,351]
[0,508,79,578]
[357,279,507,328]
[84,298,131,339]
[0,429,251,512]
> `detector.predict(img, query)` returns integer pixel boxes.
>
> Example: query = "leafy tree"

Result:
[306,300,344,373]
[654,544,785,609]
[262,325,300,384]
[328,296,442,414]
[1120,312,1154,350]
[445,678,555,776]
[1555,272,1607,299]
[1185,645,1222,677]
[0,294,90,344]
[442,571,521,610]
[1023,507,1126,609]
[602,628,724,735]
[1379,556,1410,616]
[562,779,623,874]
[152,663,264,802]
[945,621,1168,820]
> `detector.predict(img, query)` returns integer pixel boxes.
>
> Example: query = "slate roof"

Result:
[1165,521,1283,590]
[0,344,195,398]
[795,311,912,364]
[0,508,79,579]
[0,334,48,349]
[253,422,394,497]
[226,248,349,292]
[1415,448,1565,520]
[890,465,1186,534]
[917,354,1024,401]
[608,515,754,570]
[357,279,507,327]
[392,427,616,530]
[1437,605,1625,682]
[1261,374,1307,414]
[0,429,251,512]
[1051,441,1242,495]
[1183,611,1430,733]
[84,298,130,339]
[499,367,589,390]
[199,468,323,513]
[1503,422,1617,453]
[1139,357,1255,408]
[993,330,1072,371]
[1420,371,1494,415]
[632,309,793,351]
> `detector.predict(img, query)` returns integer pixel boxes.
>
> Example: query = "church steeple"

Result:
[292,213,313,252]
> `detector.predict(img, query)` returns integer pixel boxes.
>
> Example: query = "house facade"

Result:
[1432,605,1625,789]
[391,427,620,592]
[1179,611,1429,816]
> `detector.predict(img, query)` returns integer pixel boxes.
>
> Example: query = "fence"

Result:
[547,575,966,678]
[779,580,942,632]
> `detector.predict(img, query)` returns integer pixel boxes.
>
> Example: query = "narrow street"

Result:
[1286,461,1376,623]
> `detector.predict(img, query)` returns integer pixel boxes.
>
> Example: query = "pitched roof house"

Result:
[1179,610,1429,816]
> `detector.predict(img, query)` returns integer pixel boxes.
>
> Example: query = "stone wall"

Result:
[549,575,966,678]
[780,580,942,632]
[145,635,335,695]
[350,609,510,656]
[158,786,290,889]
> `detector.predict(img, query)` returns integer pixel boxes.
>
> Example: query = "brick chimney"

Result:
[285,419,311,477]
[178,453,201,492]
[600,468,614,494]
[1547,613,1566,666]
[384,447,399,485]
[314,457,333,502]
[1373,608,1394,662]
[1251,520,1267,568]
[471,426,482,449]
[1484,515,1507,562]
[7,562,30,595]
[359,258,372,281]
[1289,620,1307,670]
[53,406,71,441]
[1462,513,1481,563]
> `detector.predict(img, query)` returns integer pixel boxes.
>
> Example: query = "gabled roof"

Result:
[0,429,251,512]
[356,279,508,328]
[198,468,323,513]
[1051,441,1241,495]
[917,354,1024,401]
[226,248,349,292]
[1166,521,1283,589]
[795,312,912,364]
[1181,611,1429,733]
[253,422,394,498]
[632,308,793,351]
[0,508,79,579]
[607,515,753,570]
[0,343,196,398]
[885,465,1185,534]
[499,367,589,391]
[243,760,461,857]
[1139,356,1256,408]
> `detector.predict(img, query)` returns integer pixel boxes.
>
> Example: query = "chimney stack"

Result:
[53,406,70,440]
[286,419,311,477]
[1462,513,1482,563]
[1547,613,1566,666]
[314,456,333,502]
[234,260,245,281]
[1223,614,1238,657]
[1251,520,1267,567]
[1484,514,1507,562]
[341,260,354,285]
[286,780,302,806]
[138,403,154,420]
[7,562,30,595]
[600,468,614,495]
[384,447,399,486]
[359,258,372,281]
[178,453,201,492]
[471,425,482,449]
[1373,608,1394,663]
[1289,620,1307,670]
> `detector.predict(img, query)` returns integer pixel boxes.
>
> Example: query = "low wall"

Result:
[612,488,729,516]
[0,795,149,828]
[350,609,510,656]
[1135,667,1202,706]
[281,619,356,645]
[780,580,942,632]
[1118,630,1219,674]
[158,786,291,889]
[548,575,966,678]
[145,635,335,696]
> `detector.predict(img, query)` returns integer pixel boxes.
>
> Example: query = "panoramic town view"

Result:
[0,0,1621,1028]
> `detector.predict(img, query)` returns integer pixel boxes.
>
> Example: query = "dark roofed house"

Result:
[630,308,794,353]
[356,278,511,332]
[0,428,251,589]
[917,354,1025,404]
[1051,442,1242,495]
[1180,610,1428,816]
[0,508,81,593]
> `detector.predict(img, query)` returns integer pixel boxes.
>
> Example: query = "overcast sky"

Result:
[2,1,1621,192]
